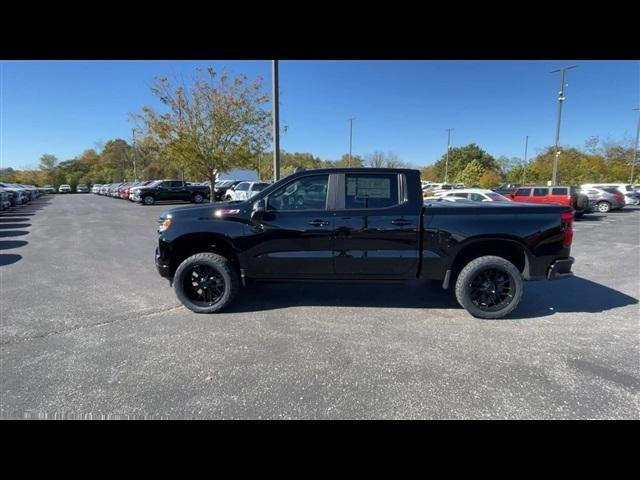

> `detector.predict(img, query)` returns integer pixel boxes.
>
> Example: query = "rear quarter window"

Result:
[533,188,548,197]
[551,187,568,195]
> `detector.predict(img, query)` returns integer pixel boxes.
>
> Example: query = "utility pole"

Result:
[348,118,354,167]
[272,60,281,182]
[551,65,577,186]
[522,135,529,184]
[132,128,137,181]
[631,107,640,184]
[444,128,453,183]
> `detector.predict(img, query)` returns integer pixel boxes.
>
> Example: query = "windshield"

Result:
[486,193,510,202]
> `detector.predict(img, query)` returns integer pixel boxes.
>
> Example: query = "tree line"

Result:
[1,66,636,188]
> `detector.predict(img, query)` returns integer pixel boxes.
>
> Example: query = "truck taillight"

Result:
[561,210,574,247]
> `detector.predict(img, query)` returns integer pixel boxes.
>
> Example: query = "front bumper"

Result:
[547,257,574,280]
[155,246,172,279]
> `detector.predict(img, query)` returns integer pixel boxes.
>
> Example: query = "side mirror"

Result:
[251,199,266,222]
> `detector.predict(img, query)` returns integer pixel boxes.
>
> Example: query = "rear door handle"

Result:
[391,218,412,226]
[308,219,330,227]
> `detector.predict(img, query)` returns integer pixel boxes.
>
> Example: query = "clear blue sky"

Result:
[1,60,638,170]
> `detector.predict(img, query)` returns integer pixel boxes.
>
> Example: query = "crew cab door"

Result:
[244,173,335,277]
[155,181,183,201]
[332,172,421,277]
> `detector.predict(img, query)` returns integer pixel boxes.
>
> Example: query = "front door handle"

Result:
[308,219,329,227]
[391,218,412,226]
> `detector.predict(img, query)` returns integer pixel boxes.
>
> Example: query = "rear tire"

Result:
[596,201,611,213]
[192,193,204,204]
[173,253,240,314]
[455,255,523,319]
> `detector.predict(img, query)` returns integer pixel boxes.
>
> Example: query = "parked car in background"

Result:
[493,183,521,196]
[424,195,478,204]
[435,188,512,203]
[214,180,243,201]
[509,186,592,217]
[58,184,72,194]
[99,184,112,195]
[17,184,39,201]
[108,183,124,197]
[579,187,626,213]
[91,184,102,194]
[76,184,89,193]
[0,183,27,206]
[132,180,211,205]
[581,183,638,206]
[40,185,56,194]
[0,187,11,210]
[422,183,454,197]
[224,181,271,201]
[128,180,156,201]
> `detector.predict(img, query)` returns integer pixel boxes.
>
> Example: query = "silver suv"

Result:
[580,187,625,213]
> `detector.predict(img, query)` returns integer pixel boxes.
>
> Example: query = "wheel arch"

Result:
[446,236,532,287]
[168,232,241,278]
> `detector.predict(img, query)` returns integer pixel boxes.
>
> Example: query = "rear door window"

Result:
[514,188,531,196]
[533,188,548,197]
[345,174,399,209]
[551,187,568,195]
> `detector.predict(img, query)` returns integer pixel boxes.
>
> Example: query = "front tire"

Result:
[455,255,524,319]
[596,201,611,213]
[173,253,240,313]
[142,195,155,205]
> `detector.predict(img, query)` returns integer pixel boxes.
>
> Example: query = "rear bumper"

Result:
[547,256,574,280]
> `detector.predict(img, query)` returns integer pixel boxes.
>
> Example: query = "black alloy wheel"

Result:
[468,268,515,312]
[182,264,226,307]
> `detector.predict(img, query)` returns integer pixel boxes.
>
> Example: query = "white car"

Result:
[435,188,512,202]
[58,184,72,193]
[225,181,271,201]
[91,184,102,194]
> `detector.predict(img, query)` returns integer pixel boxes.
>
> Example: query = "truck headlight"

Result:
[158,216,172,233]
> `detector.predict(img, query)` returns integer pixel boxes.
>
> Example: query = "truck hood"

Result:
[159,200,251,221]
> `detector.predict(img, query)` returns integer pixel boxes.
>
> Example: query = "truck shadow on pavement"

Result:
[227,276,637,320]
[512,276,638,319]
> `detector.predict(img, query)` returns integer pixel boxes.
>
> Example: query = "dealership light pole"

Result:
[132,128,138,181]
[348,118,355,167]
[522,135,529,184]
[272,60,281,182]
[631,107,640,184]
[550,65,577,186]
[444,128,453,183]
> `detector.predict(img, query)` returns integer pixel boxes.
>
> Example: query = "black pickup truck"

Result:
[133,179,211,205]
[155,168,575,319]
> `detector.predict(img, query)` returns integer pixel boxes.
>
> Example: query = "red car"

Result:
[509,186,591,217]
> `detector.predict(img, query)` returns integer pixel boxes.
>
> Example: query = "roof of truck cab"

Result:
[284,167,420,177]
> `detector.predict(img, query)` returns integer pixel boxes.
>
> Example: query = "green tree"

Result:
[479,170,503,188]
[431,144,499,182]
[136,67,272,202]
[454,159,486,186]
[39,154,58,185]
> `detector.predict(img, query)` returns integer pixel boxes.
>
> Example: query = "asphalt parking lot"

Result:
[1,194,639,419]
